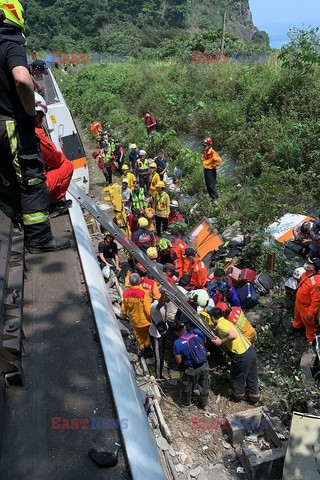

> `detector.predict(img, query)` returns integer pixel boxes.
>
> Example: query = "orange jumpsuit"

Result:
[171,236,189,277]
[293,272,320,342]
[91,121,103,138]
[121,285,151,349]
[188,258,208,288]
[36,128,74,204]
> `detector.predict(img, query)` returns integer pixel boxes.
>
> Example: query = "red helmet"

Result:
[92,150,100,158]
[203,136,213,145]
[136,263,147,274]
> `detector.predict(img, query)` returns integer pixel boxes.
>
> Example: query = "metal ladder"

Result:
[68,181,216,341]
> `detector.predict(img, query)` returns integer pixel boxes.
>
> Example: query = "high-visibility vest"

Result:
[132,188,145,209]
[137,158,149,175]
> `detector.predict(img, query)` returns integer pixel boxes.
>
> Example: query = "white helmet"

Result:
[139,150,147,156]
[102,265,111,279]
[188,289,209,307]
[170,200,179,208]
[34,92,47,115]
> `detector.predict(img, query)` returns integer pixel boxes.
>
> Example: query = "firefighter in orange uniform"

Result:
[185,248,208,289]
[121,273,152,355]
[170,227,189,277]
[91,120,103,139]
[202,136,222,200]
[292,262,320,344]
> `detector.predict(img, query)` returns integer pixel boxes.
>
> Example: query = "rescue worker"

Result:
[127,208,141,234]
[215,280,242,307]
[144,196,155,232]
[185,248,208,289]
[202,136,222,200]
[135,263,161,301]
[120,179,132,214]
[92,150,104,172]
[34,94,73,218]
[163,263,178,284]
[170,226,188,277]
[149,162,160,197]
[147,246,164,271]
[0,1,70,253]
[208,307,260,404]
[121,164,136,189]
[121,273,152,356]
[137,149,150,193]
[150,292,168,379]
[91,120,103,139]
[216,302,257,344]
[131,217,155,252]
[114,140,124,170]
[131,182,146,210]
[98,232,121,274]
[129,143,139,172]
[174,322,210,408]
[291,262,320,345]
[168,200,183,225]
[154,181,170,236]
[157,238,178,269]
[101,143,114,186]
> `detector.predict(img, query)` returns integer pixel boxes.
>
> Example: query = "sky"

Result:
[249,0,320,49]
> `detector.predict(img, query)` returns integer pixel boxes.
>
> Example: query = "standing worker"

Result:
[0,1,70,253]
[154,181,170,236]
[137,150,150,193]
[202,136,222,200]
[185,248,208,289]
[149,162,160,197]
[290,261,320,347]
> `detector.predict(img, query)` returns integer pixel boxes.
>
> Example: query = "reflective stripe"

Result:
[311,276,316,285]
[28,178,43,186]
[5,120,22,181]
[23,211,49,225]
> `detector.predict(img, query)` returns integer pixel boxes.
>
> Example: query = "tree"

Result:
[279,27,320,75]
[252,30,270,46]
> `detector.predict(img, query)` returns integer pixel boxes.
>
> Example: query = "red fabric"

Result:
[293,273,320,342]
[127,214,139,233]
[145,115,157,134]
[168,211,183,225]
[171,237,188,277]
[36,128,74,203]
[188,258,208,288]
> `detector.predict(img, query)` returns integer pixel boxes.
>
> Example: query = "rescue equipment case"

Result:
[237,283,259,310]
[254,272,275,295]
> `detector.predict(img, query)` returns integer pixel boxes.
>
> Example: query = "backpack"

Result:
[181,331,207,365]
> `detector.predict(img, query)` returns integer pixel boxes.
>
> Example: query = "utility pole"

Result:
[221,10,227,54]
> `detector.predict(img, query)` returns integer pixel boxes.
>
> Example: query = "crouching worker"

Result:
[121,273,153,358]
[208,307,259,404]
[173,322,210,408]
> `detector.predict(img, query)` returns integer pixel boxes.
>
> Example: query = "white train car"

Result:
[39,69,89,193]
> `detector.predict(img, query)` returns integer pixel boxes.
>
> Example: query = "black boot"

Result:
[25,222,71,254]
[49,199,72,218]
[27,236,71,254]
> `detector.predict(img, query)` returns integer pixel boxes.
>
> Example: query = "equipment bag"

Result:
[181,331,207,364]
[240,268,257,284]
[237,283,259,310]
[226,266,242,287]
[254,272,275,295]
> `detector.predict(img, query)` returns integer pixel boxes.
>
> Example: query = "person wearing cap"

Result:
[0,1,70,253]
[153,150,167,180]
[34,93,74,218]
[173,322,209,408]
[98,232,121,273]
[202,136,222,200]
[129,143,140,173]
[208,307,260,404]
[121,273,152,356]
[127,208,141,234]
[170,226,189,277]
[131,217,155,252]
[216,302,257,344]
[154,181,170,236]
[291,261,320,346]
[120,179,132,214]
[135,262,161,301]
[215,280,242,307]
[144,111,157,135]
[149,162,160,197]
[147,246,164,272]
[137,149,150,193]
[157,238,178,269]
[131,182,146,210]
[29,59,48,95]
[150,292,169,379]
[168,199,184,225]
[121,164,136,189]
[185,248,208,289]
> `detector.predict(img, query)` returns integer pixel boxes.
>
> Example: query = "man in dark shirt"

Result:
[153,150,168,180]
[129,143,139,173]
[0,1,70,253]
[98,232,121,273]
[131,217,155,252]
[144,112,157,135]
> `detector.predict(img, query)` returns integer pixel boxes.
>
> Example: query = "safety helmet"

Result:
[139,149,147,156]
[131,144,137,149]
[170,200,179,208]
[102,265,111,279]
[156,181,165,188]
[216,302,231,313]
[122,164,129,170]
[104,231,113,238]
[147,247,158,260]
[138,217,149,228]
[159,238,172,251]
[216,280,229,292]
[150,162,157,168]
[34,92,47,115]
[189,290,209,307]
[0,0,25,30]
[92,150,100,159]
[136,263,147,274]
[203,136,213,145]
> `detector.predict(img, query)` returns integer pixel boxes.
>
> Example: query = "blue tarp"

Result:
[43,55,60,63]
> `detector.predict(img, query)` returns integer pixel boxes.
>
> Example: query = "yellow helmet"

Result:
[0,1,25,30]
[150,162,157,168]
[156,181,165,188]
[147,247,158,259]
[159,237,172,251]
[138,217,149,228]
[122,164,129,170]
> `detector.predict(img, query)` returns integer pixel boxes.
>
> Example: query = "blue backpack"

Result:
[181,331,207,365]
